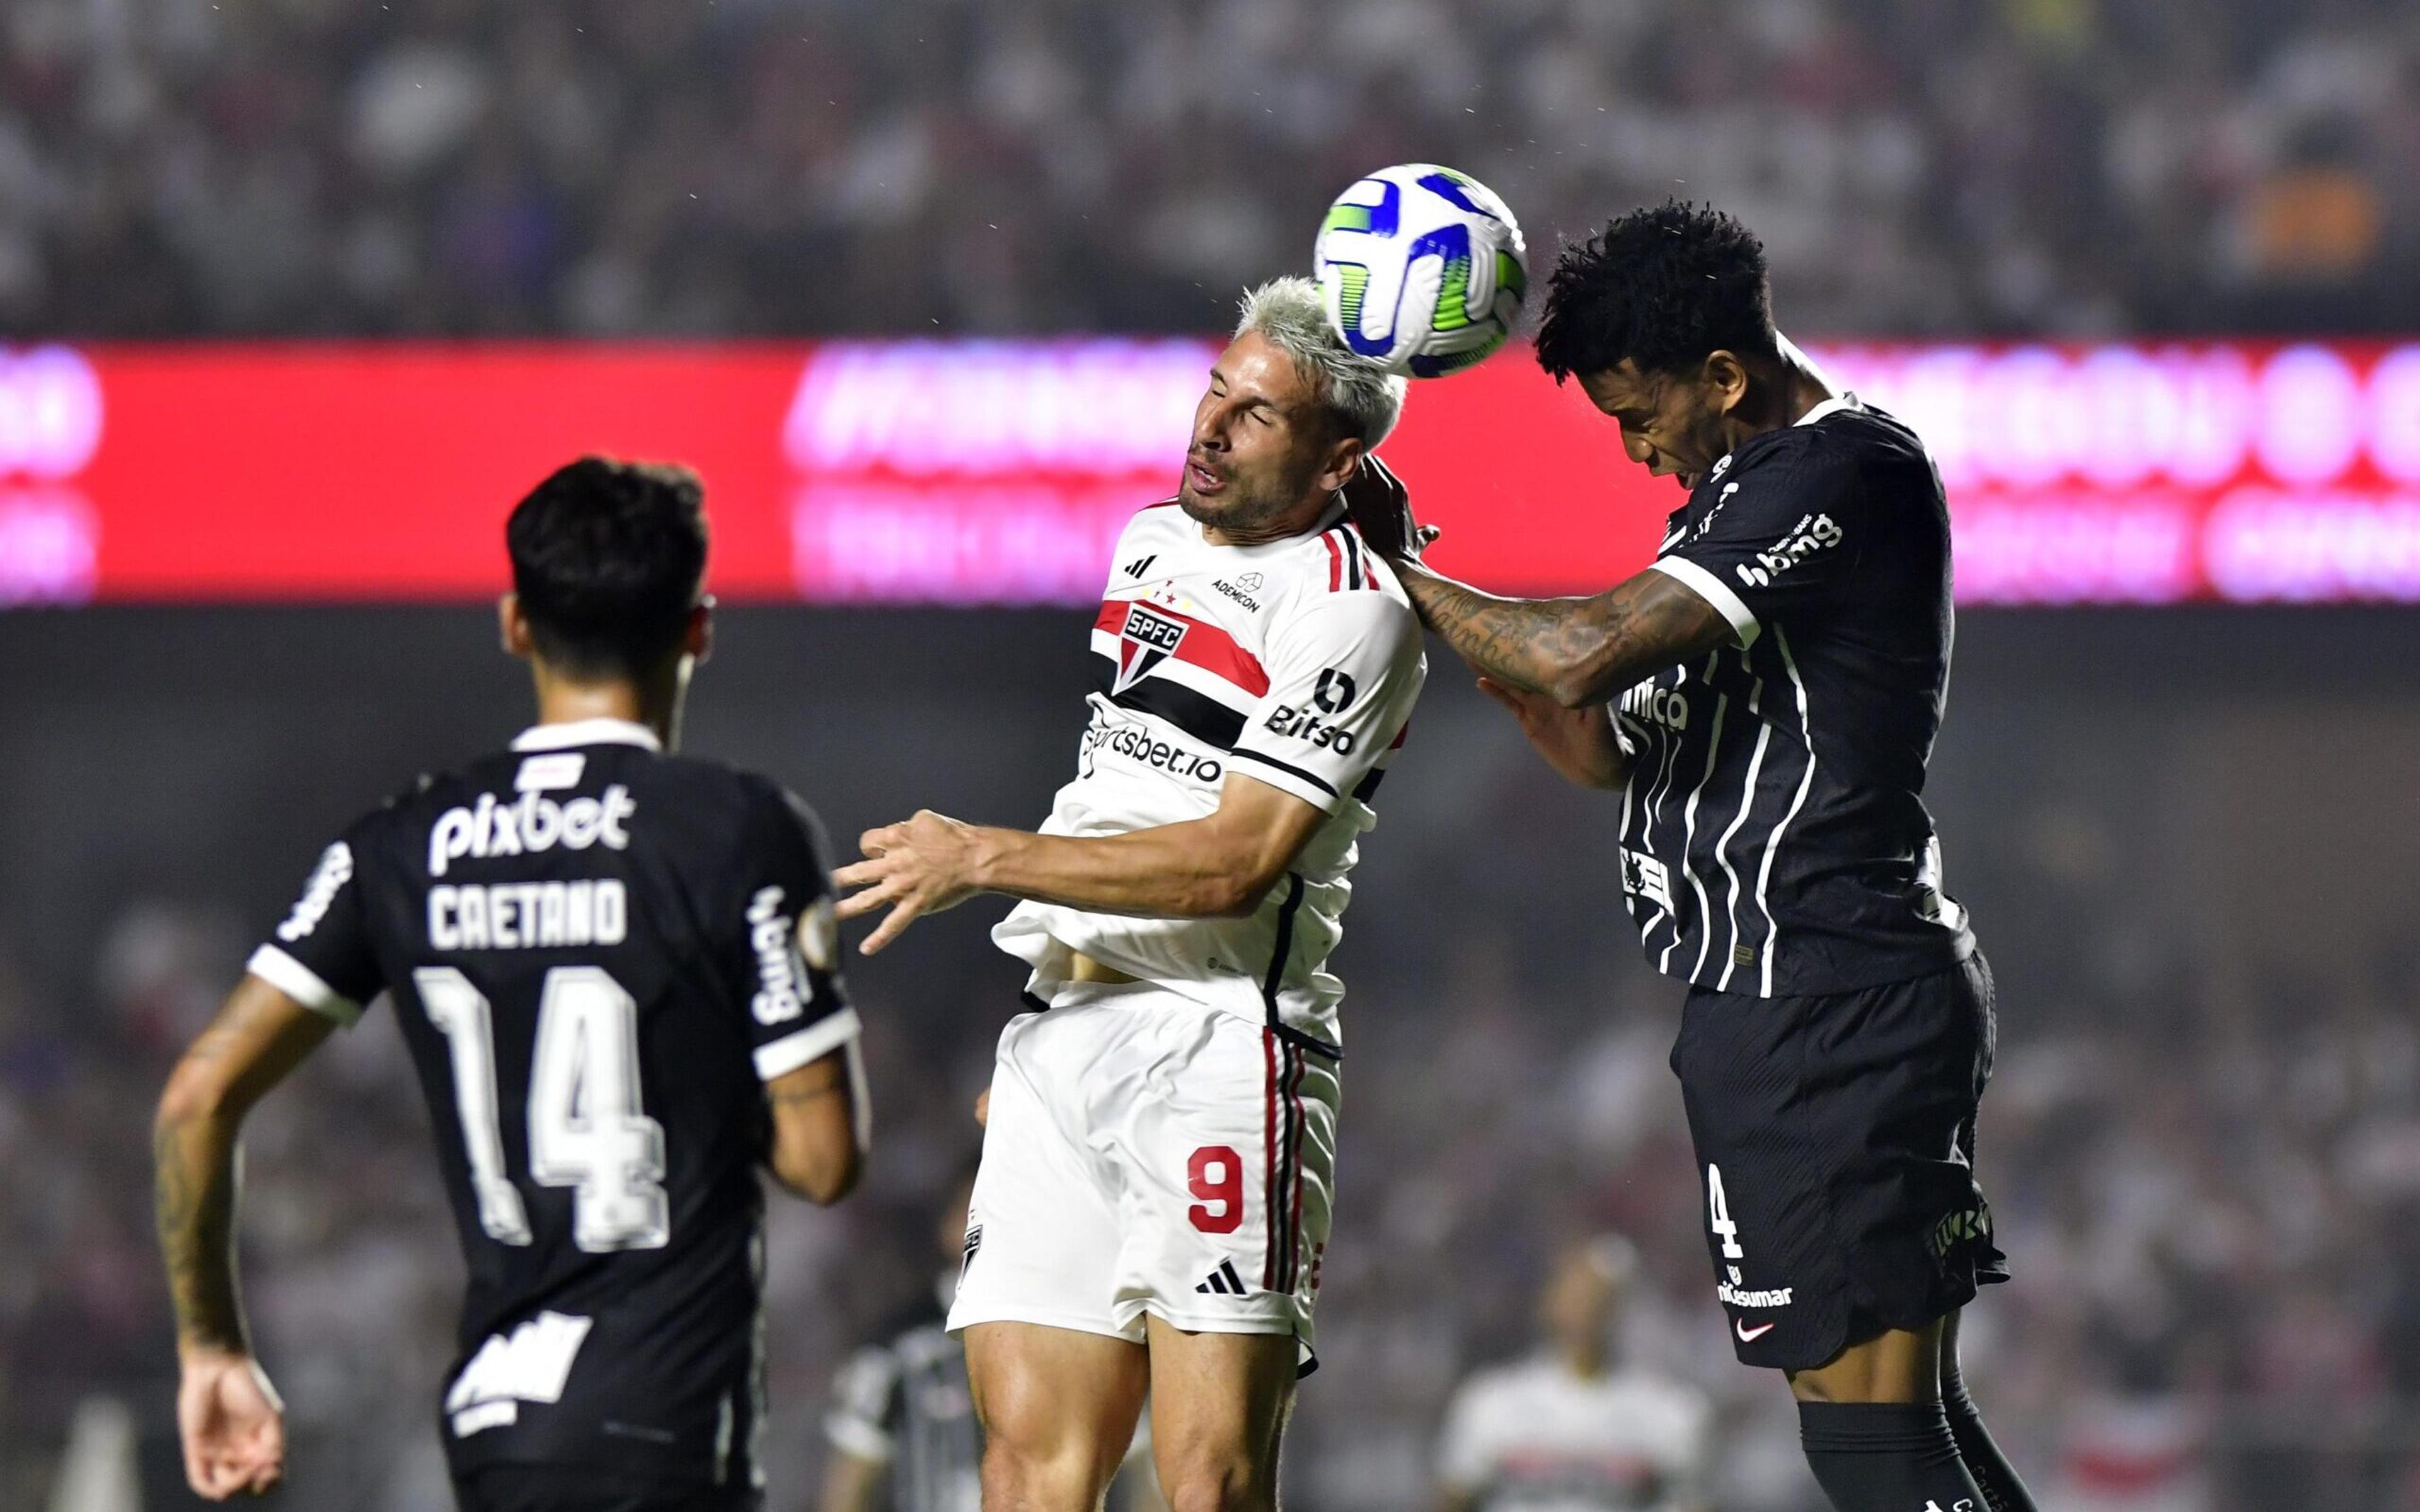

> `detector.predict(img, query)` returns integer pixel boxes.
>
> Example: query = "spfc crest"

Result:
[1114,603,1188,694]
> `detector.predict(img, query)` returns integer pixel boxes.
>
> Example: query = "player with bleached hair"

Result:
[835,277,1426,1512]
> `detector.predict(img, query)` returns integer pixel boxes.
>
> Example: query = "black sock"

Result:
[1940,1375,2037,1512]
[1798,1400,1987,1512]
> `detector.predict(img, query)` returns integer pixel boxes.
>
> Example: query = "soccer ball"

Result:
[1314,164,1528,379]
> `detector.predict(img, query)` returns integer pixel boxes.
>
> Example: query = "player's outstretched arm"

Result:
[1343,452,1732,708]
[1393,560,1732,710]
[833,775,1327,954]
[154,972,334,1501]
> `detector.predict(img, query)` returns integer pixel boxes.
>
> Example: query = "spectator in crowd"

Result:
[3,0,2417,340]
[823,1169,986,1512]
[821,1166,1164,1512]
[1436,1234,1714,1512]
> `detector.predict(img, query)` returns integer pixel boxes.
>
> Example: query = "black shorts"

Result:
[1671,952,2008,1372]
[454,1463,762,1512]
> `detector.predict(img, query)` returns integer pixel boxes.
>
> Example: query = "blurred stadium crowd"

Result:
[4,614,2419,1511]
[3,0,2417,339]
[10,886,2420,1509]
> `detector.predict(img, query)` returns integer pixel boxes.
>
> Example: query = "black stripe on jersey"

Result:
[1272,1021,1342,1061]
[1279,1041,1308,1292]
[1260,873,1305,1025]
[1327,524,1369,590]
[1265,1034,1298,1295]
[1351,767,1385,803]
[1090,653,1246,748]
[1228,748,1337,798]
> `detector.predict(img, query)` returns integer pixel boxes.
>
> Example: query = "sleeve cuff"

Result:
[756,1005,863,1082]
[1225,748,1345,813]
[1649,556,1760,648]
[824,1411,896,1463]
[246,944,362,1026]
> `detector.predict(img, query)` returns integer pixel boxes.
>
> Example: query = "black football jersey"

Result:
[247,718,858,1489]
[1615,396,1977,997]
[825,1285,982,1512]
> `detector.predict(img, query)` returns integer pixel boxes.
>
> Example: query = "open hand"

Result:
[177,1348,286,1499]
[1340,454,1439,561]
[833,811,988,954]
[1477,677,1628,791]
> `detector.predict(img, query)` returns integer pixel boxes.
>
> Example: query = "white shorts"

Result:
[947,978,1340,1363]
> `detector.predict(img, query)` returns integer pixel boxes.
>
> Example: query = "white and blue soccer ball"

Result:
[1314,163,1528,379]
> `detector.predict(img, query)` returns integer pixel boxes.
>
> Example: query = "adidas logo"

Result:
[1124,555,1158,579]
[1195,1259,1250,1296]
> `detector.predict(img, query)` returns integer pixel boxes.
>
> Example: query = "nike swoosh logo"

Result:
[1735,1320,1777,1343]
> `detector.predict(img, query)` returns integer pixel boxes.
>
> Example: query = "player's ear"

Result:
[684,598,713,664]
[1704,350,1751,415]
[498,593,534,661]
[1314,435,1366,496]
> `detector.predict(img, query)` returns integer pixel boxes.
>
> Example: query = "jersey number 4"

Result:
[1707,1163,1746,1261]
[416,965,671,1252]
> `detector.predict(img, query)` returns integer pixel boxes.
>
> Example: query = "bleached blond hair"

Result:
[1235,277,1408,447]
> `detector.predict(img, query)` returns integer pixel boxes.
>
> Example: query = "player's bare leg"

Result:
[1782,1313,1997,1512]
[1785,1317,1944,1404]
[1141,1319,1294,1512]
[967,1322,1151,1512]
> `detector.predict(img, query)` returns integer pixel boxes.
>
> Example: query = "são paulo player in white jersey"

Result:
[836,277,1426,1512]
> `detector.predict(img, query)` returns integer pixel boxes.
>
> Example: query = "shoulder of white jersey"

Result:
[1261,516,1412,611]
[1117,495,1189,545]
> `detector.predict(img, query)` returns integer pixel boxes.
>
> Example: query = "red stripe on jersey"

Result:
[1093,598,1270,696]
[1262,1029,1281,1291]
[1286,1048,1308,1290]
[1322,535,1342,592]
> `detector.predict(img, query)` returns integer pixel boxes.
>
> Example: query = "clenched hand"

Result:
[177,1348,286,1500]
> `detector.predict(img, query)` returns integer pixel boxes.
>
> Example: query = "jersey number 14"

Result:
[415,965,671,1252]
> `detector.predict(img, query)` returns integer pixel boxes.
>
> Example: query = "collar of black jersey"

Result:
[510,718,662,753]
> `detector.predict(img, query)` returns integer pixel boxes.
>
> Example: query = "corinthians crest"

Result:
[1114,603,1188,694]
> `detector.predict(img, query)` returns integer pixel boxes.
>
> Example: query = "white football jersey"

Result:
[1438,1357,1714,1512]
[992,497,1426,1048]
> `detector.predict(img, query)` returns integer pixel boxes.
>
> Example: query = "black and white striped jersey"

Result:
[247,718,861,1489]
[825,1289,982,1512]
[1620,396,1977,997]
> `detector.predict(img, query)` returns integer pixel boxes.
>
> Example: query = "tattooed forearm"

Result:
[1396,562,1732,708]
[154,1104,249,1354]
[152,978,331,1357]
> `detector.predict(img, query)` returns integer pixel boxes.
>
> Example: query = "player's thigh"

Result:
[1141,1316,1296,1494]
[1112,1012,1339,1348]
[1672,963,2000,1373]
[1785,1316,1947,1404]
[964,1320,1151,1480]
[952,1008,1132,1339]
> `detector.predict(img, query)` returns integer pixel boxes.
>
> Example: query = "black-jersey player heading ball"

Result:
[1352,205,2038,1512]
[155,460,867,1512]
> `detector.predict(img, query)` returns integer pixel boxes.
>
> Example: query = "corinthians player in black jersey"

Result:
[1353,205,2037,1512]
[153,460,866,1511]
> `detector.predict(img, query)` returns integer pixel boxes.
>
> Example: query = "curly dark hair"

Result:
[1534,202,1778,382]
[507,456,708,679]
